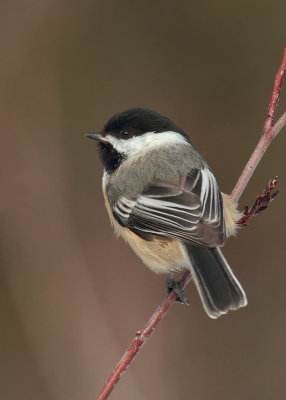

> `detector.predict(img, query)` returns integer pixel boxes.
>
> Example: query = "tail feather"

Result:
[185,245,247,318]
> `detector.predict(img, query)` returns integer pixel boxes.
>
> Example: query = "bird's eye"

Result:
[121,131,132,139]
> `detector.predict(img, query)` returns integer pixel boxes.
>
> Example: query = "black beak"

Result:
[85,132,107,142]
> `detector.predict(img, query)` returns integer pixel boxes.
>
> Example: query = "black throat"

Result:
[98,142,125,173]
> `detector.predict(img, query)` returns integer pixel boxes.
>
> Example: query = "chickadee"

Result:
[86,108,247,318]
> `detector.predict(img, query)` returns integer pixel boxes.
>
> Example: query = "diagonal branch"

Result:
[96,272,191,400]
[95,47,286,400]
[230,109,286,203]
[231,46,286,202]
[264,47,286,133]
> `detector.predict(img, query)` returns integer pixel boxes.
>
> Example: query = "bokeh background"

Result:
[1,1,286,399]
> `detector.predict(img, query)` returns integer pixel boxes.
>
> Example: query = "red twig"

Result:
[236,176,279,226]
[96,272,191,400]
[264,48,286,133]
[231,47,286,202]
[95,47,286,400]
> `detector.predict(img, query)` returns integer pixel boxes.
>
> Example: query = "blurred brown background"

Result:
[1,1,286,399]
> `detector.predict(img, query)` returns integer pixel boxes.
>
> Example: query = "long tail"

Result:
[184,245,247,318]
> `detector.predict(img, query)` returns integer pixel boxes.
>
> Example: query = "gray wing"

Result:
[112,168,225,247]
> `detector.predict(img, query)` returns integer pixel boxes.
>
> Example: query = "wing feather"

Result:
[112,168,225,247]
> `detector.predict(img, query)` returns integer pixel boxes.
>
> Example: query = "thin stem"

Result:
[231,47,286,202]
[264,47,286,133]
[96,272,191,400]
[95,48,286,400]
[230,109,286,203]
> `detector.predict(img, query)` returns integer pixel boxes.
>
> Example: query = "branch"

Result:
[96,272,191,400]
[95,47,286,400]
[230,112,286,203]
[264,48,286,133]
[231,47,286,202]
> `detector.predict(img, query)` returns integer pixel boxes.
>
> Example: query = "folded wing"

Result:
[112,168,225,247]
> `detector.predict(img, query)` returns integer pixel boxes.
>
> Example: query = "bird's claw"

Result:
[166,272,190,305]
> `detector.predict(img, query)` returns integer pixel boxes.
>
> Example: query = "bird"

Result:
[86,108,247,318]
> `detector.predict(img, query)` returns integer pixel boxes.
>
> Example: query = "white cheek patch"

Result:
[105,131,189,158]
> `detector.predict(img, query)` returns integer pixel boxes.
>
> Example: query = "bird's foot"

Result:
[237,176,279,227]
[166,272,190,305]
